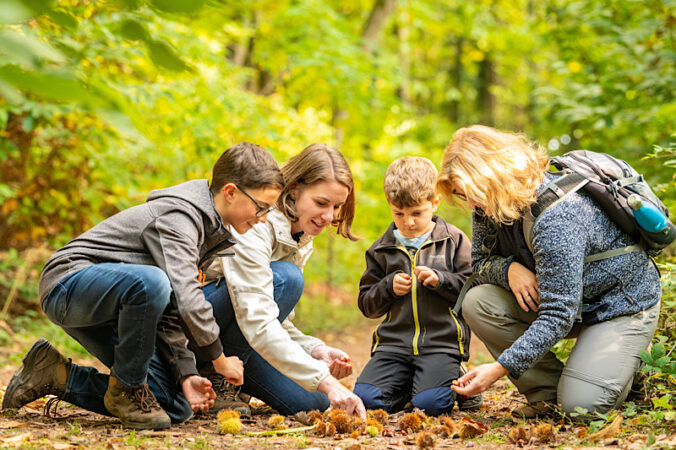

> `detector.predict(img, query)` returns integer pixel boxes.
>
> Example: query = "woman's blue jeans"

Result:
[198,261,329,415]
[41,263,193,423]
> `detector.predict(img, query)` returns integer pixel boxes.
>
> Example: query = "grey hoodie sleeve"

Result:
[142,210,223,361]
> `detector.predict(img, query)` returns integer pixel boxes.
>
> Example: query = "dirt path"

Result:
[1,326,673,449]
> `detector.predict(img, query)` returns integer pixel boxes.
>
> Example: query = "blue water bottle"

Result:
[628,194,676,246]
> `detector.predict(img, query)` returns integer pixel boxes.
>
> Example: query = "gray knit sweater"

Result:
[472,173,662,378]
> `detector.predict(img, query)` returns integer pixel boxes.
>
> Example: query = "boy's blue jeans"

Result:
[42,263,192,423]
[198,261,329,415]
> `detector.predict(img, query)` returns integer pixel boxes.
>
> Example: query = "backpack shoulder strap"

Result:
[452,272,480,316]
[524,172,589,254]
[523,171,644,262]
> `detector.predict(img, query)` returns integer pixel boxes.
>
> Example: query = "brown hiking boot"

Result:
[2,339,71,411]
[103,376,171,430]
[206,372,251,417]
[511,400,557,420]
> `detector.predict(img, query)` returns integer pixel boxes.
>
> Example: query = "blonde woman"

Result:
[437,125,661,419]
[196,143,366,419]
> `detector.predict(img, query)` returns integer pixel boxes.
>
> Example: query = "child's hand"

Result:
[414,266,439,288]
[213,354,244,386]
[393,273,412,296]
[181,375,216,412]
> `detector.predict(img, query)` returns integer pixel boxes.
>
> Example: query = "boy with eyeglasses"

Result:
[2,143,283,429]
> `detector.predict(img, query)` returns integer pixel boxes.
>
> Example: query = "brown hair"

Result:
[437,125,549,225]
[277,143,358,241]
[384,156,438,208]
[209,142,283,195]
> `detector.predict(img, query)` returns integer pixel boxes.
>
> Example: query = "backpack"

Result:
[523,149,675,262]
[452,149,674,316]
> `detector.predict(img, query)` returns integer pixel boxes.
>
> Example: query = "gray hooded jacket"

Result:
[39,180,234,367]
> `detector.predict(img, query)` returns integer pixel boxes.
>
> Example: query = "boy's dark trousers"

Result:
[353,351,460,416]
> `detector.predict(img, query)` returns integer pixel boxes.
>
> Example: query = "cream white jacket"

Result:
[206,209,330,391]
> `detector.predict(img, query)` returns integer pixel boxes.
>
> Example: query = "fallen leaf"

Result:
[457,416,488,439]
[589,415,622,442]
[1,432,32,444]
[0,421,29,429]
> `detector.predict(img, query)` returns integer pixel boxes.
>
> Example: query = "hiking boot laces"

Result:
[210,373,241,401]
[43,397,62,418]
[132,384,161,413]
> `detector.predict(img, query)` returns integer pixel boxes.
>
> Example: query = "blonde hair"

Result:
[277,143,358,241]
[437,125,549,225]
[384,156,438,208]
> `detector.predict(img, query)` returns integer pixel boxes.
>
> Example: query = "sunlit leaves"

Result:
[0,0,34,24]
[147,38,191,72]
[150,0,206,14]
[118,18,149,41]
[0,29,66,68]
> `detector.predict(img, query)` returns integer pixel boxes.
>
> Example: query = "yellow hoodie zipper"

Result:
[448,307,464,357]
[372,235,466,356]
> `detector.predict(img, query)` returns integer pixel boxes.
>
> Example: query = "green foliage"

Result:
[0,3,675,422]
[0,310,90,359]
[640,336,676,385]
[293,289,367,336]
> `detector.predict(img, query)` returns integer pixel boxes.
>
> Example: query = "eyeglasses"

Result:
[453,190,468,202]
[236,184,273,217]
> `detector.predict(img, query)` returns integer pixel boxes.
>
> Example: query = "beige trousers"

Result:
[463,284,660,413]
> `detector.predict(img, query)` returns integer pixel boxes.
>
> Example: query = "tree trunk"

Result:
[395,12,410,103]
[227,11,254,67]
[478,54,497,126]
[448,37,464,123]
[362,0,396,49]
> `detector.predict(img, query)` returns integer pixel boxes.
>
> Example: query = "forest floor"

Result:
[0,324,675,449]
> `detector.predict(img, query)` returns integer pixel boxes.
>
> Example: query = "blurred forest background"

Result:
[0,0,674,423]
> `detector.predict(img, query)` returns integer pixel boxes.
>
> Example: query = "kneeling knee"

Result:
[412,387,455,416]
[354,383,386,411]
[168,403,194,424]
[273,262,304,294]
[133,267,172,311]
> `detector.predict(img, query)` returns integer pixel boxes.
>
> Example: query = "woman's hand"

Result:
[181,375,216,412]
[213,354,244,386]
[311,345,353,379]
[318,376,366,419]
[451,362,509,397]
[393,273,412,296]
[414,266,439,288]
[508,261,540,311]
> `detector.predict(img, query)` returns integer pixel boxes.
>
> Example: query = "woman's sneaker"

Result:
[2,338,71,411]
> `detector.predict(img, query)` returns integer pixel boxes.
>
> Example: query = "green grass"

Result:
[1,310,90,361]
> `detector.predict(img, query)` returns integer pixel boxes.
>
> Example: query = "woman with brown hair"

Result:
[437,125,661,419]
[196,143,366,418]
